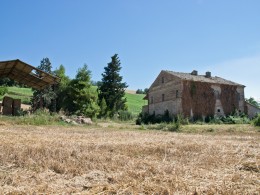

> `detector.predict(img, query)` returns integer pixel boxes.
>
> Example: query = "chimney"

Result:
[191,70,198,76]
[205,71,211,78]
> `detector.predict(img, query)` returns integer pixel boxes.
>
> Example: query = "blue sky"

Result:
[1,0,260,99]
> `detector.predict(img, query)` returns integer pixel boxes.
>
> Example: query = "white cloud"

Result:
[201,55,260,99]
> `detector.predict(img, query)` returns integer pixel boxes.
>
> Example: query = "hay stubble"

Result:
[0,125,259,194]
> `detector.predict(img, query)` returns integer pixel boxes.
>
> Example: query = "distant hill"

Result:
[125,93,147,115]
[0,87,147,115]
[0,87,32,104]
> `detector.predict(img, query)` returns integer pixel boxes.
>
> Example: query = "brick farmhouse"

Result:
[143,70,260,119]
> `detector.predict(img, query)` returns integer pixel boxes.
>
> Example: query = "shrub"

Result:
[0,86,8,95]
[136,110,174,125]
[253,114,260,126]
[208,112,250,125]
[118,110,134,121]
[14,109,60,125]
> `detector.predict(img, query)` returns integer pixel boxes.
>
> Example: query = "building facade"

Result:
[143,70,245,119]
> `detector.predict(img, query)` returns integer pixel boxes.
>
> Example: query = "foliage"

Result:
[31,58,57,112]
[63,64,100,118]
[246,97,260,108]
[0,77,26,87]
[99,97,107,118]
[0,86,8,95]
[118,110,134,121]
[136,110,189,126]
[136,88,149,94]
[136,88,147,94]
[2,109,61,125]
[208,112,250,124]
[0,87,32,105]
[98,54,128,117]
[253,114,260,126]
[53,65,71,112]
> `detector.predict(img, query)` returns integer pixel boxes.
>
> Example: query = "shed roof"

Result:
[0,59,60,90]
[165,70,244,87]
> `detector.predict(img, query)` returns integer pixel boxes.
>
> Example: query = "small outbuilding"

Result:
[0,59,60,115]
[0,59,60,90]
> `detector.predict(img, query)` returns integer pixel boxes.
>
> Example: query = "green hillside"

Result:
[0,87,33,104]
[125,93,147,115]
[0,87,147,114]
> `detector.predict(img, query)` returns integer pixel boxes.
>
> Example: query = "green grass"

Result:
[0,87,33,104]
[125,93,147,115]
[92,85,147,115]
[1,86,147,114]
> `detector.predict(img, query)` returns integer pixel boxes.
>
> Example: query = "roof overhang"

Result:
[0,59,60,90]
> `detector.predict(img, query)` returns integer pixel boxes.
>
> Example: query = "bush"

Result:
[0,87,8,95]
[136,110,174,125]
[208,112,250,125]
[13,109,60,125]
[253,114,260,126]
[118,110,134,121]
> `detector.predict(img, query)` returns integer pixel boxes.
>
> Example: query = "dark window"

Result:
[217,109,220,113]
[150,96,154,104]
[176,90,179,98]
[162,77,164,83]
[162,94,165,102]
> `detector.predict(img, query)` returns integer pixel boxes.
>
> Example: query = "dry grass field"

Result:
[0,123,259,194]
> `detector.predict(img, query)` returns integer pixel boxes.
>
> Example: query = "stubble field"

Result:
[0,123,259,194]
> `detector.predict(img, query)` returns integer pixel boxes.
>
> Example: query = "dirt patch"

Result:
[21,104,31,110]
[125,89,136,94]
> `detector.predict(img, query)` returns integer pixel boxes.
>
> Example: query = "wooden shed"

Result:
[0,59,60,90]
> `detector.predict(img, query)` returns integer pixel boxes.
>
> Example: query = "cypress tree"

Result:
[98,54,128,117]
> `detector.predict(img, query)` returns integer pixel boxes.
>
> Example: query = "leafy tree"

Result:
[136,89,144,94]
[246,97,260,108]
[98,54,128,117]
[63,64,100,118]
[53,65,70,112]
[136,88,149,94]
[0,77,26,87]
[31,58,57,112]
[99,97,107,117]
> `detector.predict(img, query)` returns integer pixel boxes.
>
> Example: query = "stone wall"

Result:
[245,102,260,118]
[145,71,245,119]
[147,71,182,116]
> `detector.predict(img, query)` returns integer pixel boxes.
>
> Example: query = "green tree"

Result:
[98,54,128,117]
[63,64,100,118]
[31,58,57,112]
[246,97,260,108]
[136,89,144,94]
[53,65,70,112]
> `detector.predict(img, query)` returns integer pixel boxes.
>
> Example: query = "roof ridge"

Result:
[164,70,244,87]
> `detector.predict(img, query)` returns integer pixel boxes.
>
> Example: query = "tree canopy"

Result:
[246,97,260,108]
[98,54,128,117]
[63,64,100,118]
[31,58,57,111]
